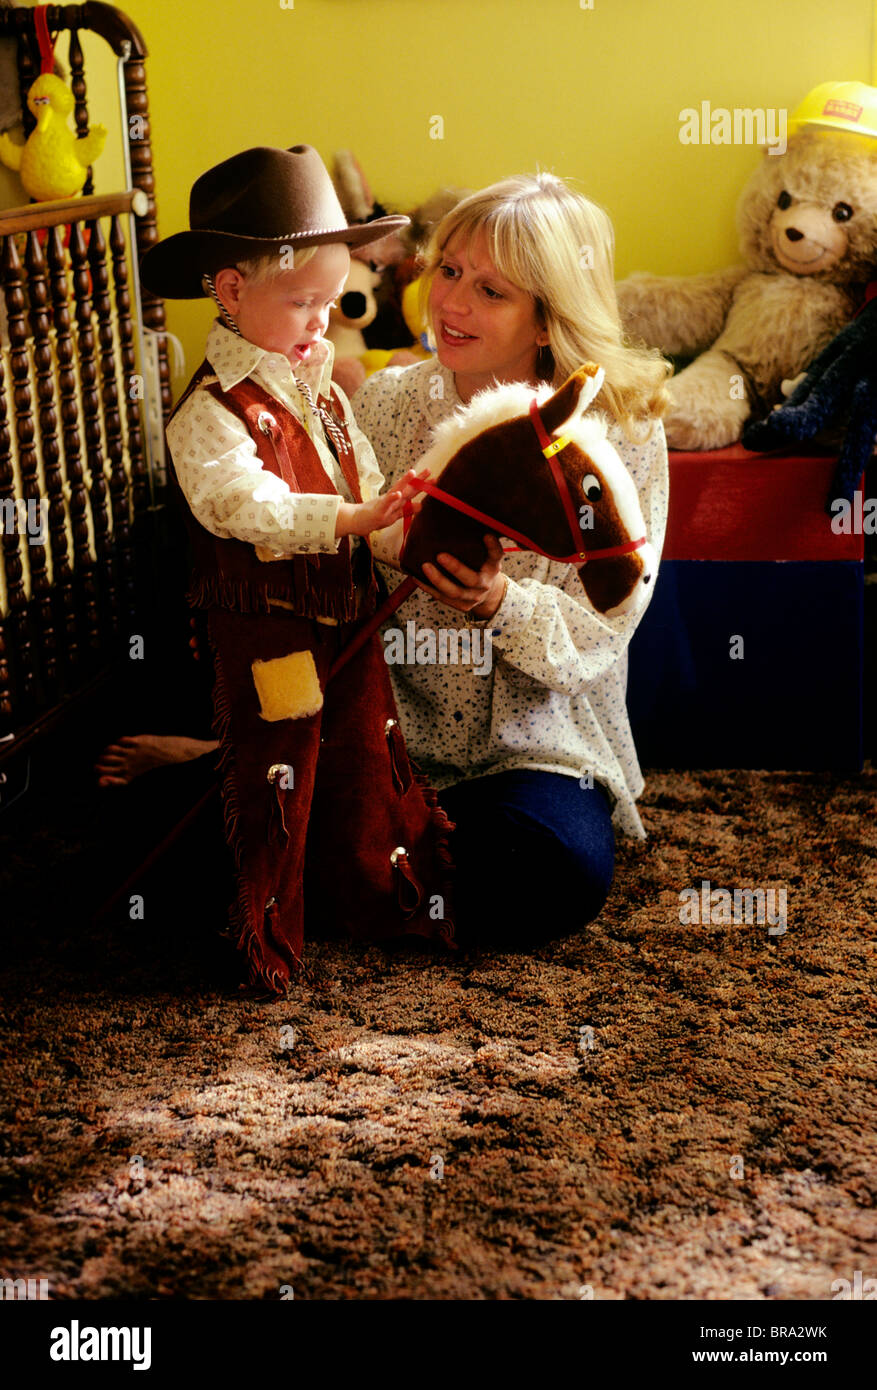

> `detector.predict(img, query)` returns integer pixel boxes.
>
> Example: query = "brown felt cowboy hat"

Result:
[140,145,409,299]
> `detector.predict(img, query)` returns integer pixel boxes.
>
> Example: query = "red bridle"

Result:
[403,397,647,567]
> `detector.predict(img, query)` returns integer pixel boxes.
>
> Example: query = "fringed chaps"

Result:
[207,605,456,997]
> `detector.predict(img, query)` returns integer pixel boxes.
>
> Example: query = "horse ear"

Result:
[539,363,606,432]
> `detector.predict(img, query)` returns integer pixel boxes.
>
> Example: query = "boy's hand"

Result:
[336,469,429,538]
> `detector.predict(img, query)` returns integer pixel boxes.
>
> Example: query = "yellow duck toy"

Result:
[0,73,106,202]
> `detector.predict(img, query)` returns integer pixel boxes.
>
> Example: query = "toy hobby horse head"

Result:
[393,364,655,617]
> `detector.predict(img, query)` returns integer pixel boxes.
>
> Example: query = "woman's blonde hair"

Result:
[421,173,670,435]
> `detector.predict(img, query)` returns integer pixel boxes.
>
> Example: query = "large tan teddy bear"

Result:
[617,126,877,450]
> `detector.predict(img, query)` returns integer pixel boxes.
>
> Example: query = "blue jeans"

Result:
[440,770,615,948]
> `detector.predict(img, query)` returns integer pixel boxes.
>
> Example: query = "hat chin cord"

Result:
[202,272,244,336]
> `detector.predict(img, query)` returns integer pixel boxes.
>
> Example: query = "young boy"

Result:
[140,145,454,996]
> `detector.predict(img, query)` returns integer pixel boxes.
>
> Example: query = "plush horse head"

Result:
[397,364,656,617]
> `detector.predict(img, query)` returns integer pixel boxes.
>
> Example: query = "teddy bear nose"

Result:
[785,228,804,242]
[340,291,367,317]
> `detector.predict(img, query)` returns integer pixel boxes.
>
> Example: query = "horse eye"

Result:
[582,473,602,501]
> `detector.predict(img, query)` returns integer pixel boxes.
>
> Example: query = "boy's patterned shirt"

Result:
[167,320,385,557]
[353,360,669,839]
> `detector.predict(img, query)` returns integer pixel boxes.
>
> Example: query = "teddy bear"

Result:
[365,186,469,353]
[329,152,467,394]
[325,256,382,385]
[616,90,877,451]
[326,254,421,397]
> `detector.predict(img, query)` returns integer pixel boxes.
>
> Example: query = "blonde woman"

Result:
[354,173,670,947]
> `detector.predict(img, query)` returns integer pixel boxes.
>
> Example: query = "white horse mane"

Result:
[427,378,610,472]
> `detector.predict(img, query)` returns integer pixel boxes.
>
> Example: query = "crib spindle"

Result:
[47,223,94,670]
[122,55,171,425]
[0,342,28,730]
[70,219,114,648]
[3,233,56,696]
[109,214,148,521]
[66,26,94,199]
[13,9,38,140]
[25,227,77,691]
[0,616,11,733]
[88,216,133,629]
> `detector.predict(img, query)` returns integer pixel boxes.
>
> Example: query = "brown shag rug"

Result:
[1,766,875,1300]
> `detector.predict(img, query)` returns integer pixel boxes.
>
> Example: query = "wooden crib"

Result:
[0,3,171,796]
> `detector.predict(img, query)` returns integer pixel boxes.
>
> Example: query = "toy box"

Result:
[626,446,865,770]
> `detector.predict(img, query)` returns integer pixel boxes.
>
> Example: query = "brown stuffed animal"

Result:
[326,254,420,396]
[617,123,877,450]
[325,257,382,396]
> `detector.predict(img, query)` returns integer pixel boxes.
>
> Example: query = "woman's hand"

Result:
[418,534,507,619]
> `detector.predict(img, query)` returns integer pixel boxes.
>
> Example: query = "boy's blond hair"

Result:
[233,243,320,285]
[421,173,671,438]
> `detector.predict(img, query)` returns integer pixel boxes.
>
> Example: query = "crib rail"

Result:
[0,204,152,738]
[0,4,171,759]
[0,189,149,235]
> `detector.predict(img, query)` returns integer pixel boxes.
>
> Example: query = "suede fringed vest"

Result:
[168,360,374,623]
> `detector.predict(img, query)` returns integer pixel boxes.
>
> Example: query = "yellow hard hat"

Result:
[788,81,877,138]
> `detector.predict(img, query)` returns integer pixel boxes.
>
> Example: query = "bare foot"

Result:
[96,734,219,788]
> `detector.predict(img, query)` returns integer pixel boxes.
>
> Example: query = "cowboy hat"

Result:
[140,144,409,299]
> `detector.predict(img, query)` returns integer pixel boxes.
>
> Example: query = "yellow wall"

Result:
[76,0,876,387]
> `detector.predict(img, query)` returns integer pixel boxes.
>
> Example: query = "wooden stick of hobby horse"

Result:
[328,575,418,682]
[92,779,220,924]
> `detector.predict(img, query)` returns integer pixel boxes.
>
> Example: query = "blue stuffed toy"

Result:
[743,287,877,512]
